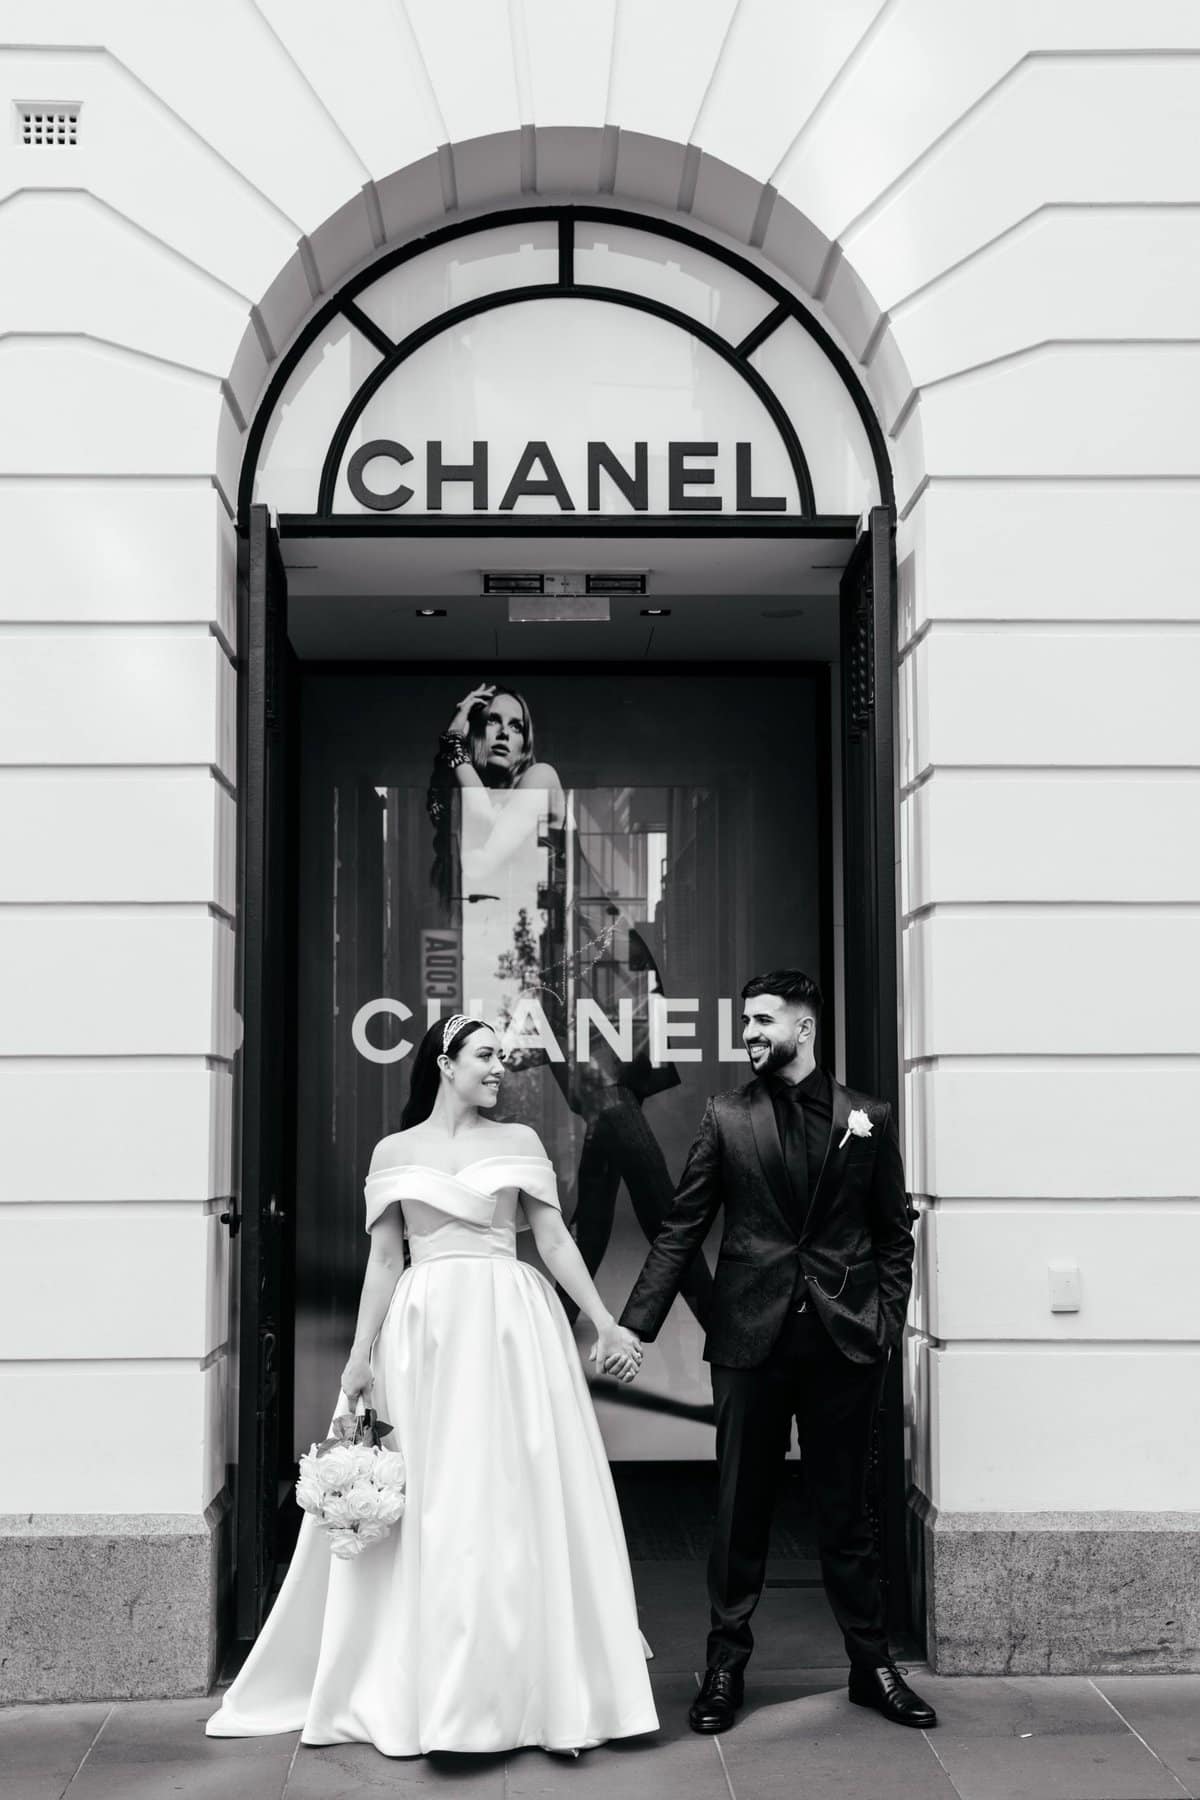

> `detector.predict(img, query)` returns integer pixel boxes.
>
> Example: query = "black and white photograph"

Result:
[2,5,1198,1800]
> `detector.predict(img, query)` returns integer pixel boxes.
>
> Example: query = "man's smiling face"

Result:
[742,993,814,1077]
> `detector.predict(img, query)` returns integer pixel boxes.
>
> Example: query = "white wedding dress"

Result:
[206,1150,658,1756]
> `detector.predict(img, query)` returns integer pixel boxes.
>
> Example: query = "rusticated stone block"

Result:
[916,1499,1200,1675]
[0,1491,230,1702]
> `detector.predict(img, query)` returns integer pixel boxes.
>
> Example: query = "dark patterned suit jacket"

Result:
[619,1074,914,1368]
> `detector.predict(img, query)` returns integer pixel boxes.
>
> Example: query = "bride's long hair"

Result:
[400,1016,491,1129]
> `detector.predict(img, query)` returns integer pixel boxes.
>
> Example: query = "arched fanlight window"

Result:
[243,209,889,526]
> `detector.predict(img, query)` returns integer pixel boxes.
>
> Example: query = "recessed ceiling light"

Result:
[415,607,446,617]
[641,607,671,617]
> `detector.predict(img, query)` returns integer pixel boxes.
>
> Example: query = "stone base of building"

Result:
[915,1493,1200,1674]
[0,1490,232,1702]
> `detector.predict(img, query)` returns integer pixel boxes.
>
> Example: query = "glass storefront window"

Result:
[256,316,382,515]
[250,213,879,519]
[294,670,830,1461]
[332,297,802,513]
[353,220,560,344]
[749,317,881,516]
[573,220,777,345]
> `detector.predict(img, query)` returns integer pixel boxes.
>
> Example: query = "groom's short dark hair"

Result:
[742,969,823,1019]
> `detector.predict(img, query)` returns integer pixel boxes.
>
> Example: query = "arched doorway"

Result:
[229,206,905,1660]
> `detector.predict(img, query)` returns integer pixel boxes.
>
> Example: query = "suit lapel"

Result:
[802,1079,852,1238]
[748,1080,798,1237]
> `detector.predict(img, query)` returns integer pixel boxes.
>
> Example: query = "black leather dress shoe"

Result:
[848,1664,938,1728]
[688,1667,744,1733]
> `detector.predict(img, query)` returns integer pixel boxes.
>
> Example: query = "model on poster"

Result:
[426,680,714,1333]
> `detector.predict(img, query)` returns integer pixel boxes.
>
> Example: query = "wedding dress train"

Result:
[206,1151,657,1756]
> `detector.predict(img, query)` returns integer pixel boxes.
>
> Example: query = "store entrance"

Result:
[290,658,838,1652]
[292,657,831,1421]
[232,506,908,1667]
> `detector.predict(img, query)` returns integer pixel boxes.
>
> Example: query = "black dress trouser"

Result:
[707,1304,890,1672]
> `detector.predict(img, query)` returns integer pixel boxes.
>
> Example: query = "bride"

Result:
[207,1013,658,1758]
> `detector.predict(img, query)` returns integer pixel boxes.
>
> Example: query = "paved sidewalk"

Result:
[3,1668,1199,1800]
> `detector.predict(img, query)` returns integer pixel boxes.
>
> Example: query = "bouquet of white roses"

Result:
[295,1405,406,1559]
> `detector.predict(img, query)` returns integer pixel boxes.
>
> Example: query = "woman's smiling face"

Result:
[482,693,528,771]
[446,1025,504,1108]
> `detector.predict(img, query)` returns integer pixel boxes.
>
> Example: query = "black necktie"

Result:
[780,1087,810,1229]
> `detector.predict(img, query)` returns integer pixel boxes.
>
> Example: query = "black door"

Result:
[839,504,912,1641]
[231,505,297,1642]
[840,505,899,1102]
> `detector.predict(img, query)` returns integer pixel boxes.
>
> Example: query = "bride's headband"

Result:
[441,1013,482,1054]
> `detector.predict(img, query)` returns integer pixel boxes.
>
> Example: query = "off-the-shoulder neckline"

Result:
[368,1153,554,1182]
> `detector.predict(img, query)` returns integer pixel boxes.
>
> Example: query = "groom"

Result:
[618,970,936,1733]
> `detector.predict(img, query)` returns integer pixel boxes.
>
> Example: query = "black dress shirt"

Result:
[769,1064,832,1228]
[769,1064,833,1335]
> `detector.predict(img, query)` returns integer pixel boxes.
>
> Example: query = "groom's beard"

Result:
[750,1037,802,1078]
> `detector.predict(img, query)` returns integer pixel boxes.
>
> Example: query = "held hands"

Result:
[339,1351,374,1408]
[448,682,495,736]
[592,1320,643,1385]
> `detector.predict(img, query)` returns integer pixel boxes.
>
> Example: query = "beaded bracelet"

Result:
[438,730,471,770]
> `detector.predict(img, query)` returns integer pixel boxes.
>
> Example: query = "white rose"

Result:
[354,1521,390,1548]
[326,1527,366,1559]
[372,1450,407,1491]
[839,1107,874,1149]
[374,1490,406,1526]
[316,1445,360,1491]
[344,1485,385,1523]
[320,1493,355,1529]
[295,1470,325,1513]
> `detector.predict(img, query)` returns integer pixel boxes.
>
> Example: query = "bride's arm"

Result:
[339,1207,406,1404]
[525,1200,642,1382]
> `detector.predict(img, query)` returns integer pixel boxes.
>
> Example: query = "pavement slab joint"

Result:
[3,1672,1200,1800]
[1086,1679,1195,1800]
[59,1705,114,1800]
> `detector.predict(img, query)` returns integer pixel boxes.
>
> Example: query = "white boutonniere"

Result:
[838,1108,873,1151]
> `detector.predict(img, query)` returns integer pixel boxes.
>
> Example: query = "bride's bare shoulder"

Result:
[484,1120,547,1158]
[369,1126,424,1164]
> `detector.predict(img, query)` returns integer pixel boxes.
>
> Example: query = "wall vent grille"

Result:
[18,104,79,146]
[586,573,647,595]
[483,573,544,595]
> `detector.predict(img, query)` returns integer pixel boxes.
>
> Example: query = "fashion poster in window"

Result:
[293,669,830,1459]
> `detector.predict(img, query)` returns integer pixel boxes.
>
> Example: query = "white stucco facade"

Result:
[2,0,1198,1694]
